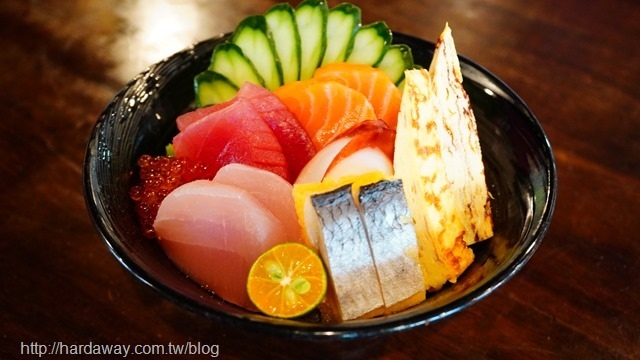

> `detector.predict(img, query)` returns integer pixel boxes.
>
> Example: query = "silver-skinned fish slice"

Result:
[358,179,426,313]
[311,184,385,321]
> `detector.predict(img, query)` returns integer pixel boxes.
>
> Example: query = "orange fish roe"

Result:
[129,155,211,238]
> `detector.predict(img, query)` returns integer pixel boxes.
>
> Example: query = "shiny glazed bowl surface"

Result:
[83,32,557,339]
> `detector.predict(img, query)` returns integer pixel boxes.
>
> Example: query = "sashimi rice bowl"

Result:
[83,1,556,339]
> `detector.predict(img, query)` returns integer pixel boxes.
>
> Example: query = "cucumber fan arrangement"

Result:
[194,1,412,107]
[84,0,556,338]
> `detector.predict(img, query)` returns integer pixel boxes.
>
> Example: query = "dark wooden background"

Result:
[1,0,638,358]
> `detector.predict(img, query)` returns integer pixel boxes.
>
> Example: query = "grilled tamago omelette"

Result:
[394,23,494,291]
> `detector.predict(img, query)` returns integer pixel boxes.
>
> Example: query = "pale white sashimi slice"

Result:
[153,179,286,310]
[323,147,393,181]
[213,163,300,242]
[295,136,351,184]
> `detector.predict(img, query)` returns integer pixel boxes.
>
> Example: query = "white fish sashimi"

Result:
[213,163,300,242]
[153,179,286,309]
[154,180,285,254]
[295,136,351,184]
[323,147,393,181]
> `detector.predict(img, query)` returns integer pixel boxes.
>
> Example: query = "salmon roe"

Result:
[129,155,211,238]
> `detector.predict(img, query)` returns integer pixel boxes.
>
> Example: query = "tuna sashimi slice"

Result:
[236,82,316,180]
[174,83,315,181]
[172,98,290,181]
[153,180,287,310]
[175,101,232,132]
[213,163,300,243]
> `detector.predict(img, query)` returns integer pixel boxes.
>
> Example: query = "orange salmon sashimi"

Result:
[274,79,377,150]
[313,63,401,129]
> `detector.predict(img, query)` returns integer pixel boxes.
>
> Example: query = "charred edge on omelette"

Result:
[393,23,493,291]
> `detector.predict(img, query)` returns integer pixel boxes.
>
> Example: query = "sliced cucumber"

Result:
[321,3,361,65]
[194,2,416,106]
[295,0,328,80]
[346,21,392,66]
[208,42,264,89]
[375,43,414,85]
[230,15,282,90]
[265,3,301,84]
[194,71,239,107]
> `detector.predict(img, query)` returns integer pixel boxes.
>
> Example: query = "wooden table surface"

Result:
[1,0,638,358]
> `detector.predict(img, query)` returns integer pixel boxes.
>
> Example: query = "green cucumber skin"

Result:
[322,3,361,65]
[295,0,329,80]
[376,44,414,85]
[346,21,392,66]
[195,2,416,106]
[231,15,283,90]
[194,71,239,107]
[208,42,264,89]
[265,3,301,84]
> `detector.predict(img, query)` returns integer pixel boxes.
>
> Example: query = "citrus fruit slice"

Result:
[247,242,327,318]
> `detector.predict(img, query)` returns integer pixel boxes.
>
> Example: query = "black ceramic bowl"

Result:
[83,32,557,339]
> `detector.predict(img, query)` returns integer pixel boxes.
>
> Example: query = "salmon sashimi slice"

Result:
[172,97,290,181]
[153,180,287,310]
[274,79,377,150]
[313,62,401,129]
[213,163,300,243]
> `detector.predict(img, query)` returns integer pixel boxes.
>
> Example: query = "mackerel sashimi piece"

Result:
[237,82,316,180]
[311,184,385,321]
[172,98,290,181]
[213,163,300,242]
[358,179,426,312]
[153,180,287,310]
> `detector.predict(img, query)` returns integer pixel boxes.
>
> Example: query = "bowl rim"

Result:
[83,32,558,340]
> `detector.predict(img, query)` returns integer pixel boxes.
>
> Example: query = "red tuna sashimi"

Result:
[213,163,300,242]
[176,83,316,181]
[172,98,290,181]
[175,101,232,132]
[236,82,316,180]
[153,180,287,310]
